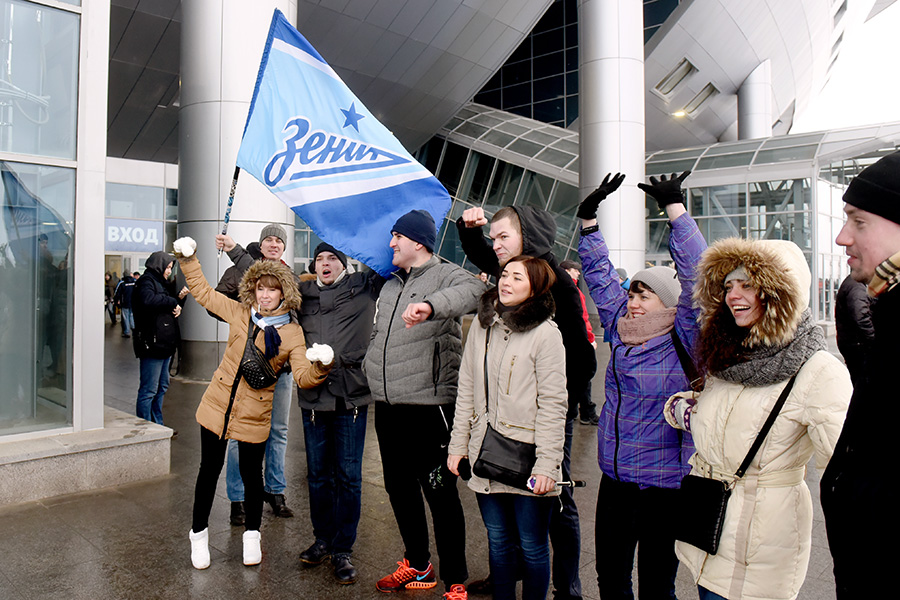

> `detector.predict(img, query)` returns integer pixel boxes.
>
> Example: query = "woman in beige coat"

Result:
[665,238,851,600]
[171,237,332,571]
[448,255,568,600]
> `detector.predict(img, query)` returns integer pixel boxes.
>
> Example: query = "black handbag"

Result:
[471,329,537,491]
[674,374,797,555]
[240,320,278,390]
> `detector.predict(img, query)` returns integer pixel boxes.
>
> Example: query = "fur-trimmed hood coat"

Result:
[667,238,851,600]
[178,256,329,443]
[449,288,568,496]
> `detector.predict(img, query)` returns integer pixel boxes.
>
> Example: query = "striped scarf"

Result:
[868,250,900,298]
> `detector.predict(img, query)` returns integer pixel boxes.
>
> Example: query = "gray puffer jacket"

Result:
[364,255,485,405]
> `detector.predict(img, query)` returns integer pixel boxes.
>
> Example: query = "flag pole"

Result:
[218,166,241,257]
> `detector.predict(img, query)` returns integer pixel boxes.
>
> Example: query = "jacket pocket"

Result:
[341,346,371,399]
[505,355,518,394]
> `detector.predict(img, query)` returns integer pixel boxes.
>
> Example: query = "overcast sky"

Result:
[792,2,900,133]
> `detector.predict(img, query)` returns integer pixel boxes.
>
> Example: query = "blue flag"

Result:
[236,9,451,277]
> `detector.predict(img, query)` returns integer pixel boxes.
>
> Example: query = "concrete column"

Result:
[738,60,773,140]
[579,0,646,278]
[179,0,298,379]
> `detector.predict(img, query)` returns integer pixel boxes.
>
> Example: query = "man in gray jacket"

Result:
[364,210,485,597]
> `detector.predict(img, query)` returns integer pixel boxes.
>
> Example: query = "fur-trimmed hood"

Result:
[238,259,302,313]
[694,238,809,348]
[477,287,556,332]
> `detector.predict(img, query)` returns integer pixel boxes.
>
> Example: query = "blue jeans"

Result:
[551,418,582,599]
[698,586,728,600]
[136,356,170,424]
[302,405,367,554]
[477,493,554,600]
[226,371,292,500]
[120,308,134,335]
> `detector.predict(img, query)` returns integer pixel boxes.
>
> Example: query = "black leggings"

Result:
[192,426,266,532]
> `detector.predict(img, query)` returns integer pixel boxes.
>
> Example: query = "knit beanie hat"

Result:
[843,150,900,225]
[631,266,680,308]
[391,209,436,252]
[259,223,287,244]
[615,268,628,281]
[310,242,348,272]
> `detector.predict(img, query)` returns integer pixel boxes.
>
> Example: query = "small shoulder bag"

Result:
[674,373,798,555]
[240,319,278,390]
[471,327,537,491]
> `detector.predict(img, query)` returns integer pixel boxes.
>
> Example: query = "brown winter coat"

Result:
[179,256,330,443]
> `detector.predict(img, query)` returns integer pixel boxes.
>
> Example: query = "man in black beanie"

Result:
[821,150,900,598]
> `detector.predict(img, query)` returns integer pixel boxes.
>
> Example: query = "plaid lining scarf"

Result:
[868,250,900,298]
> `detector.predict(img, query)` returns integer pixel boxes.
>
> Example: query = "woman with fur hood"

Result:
[665,238,851,600]
[447,255,568,600]
[170,237,333,571]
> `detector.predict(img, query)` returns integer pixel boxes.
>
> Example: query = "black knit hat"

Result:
[310,242,348,273]
[843,150,900,225]
[391,209,436,252]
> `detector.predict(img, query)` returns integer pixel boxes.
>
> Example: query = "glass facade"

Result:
[104,182,178,276]
[0,0,80,437]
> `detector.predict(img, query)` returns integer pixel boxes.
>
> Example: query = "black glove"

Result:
[637,170,691,209]
[576,172,626,220]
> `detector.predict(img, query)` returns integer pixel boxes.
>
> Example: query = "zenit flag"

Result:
[237,9,450,277]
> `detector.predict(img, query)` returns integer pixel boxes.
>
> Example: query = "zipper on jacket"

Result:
[610,343,626,480]
[505,355,517,394]
[499,419,535,432]
[432,341,441,396]
[221,370,243,440]
[381,273,405,404]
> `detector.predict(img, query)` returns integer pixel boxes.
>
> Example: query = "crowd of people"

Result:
[117,150,900,600]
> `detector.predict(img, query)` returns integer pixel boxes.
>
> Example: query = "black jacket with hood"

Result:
[133,251,182,359]
[833,274,874,387]
[456,207,597,417]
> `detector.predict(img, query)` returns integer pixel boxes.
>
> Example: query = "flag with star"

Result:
[236,9,450,277]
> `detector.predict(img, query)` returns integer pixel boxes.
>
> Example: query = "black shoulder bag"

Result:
[240,319,278,390]
[674,373,797,555]
[472,328,537,490]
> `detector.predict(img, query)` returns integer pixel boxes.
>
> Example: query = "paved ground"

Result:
[0,323,839,599]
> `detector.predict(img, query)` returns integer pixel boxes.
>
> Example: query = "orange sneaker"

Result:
[375,559,437,592]
[444,584,468,600]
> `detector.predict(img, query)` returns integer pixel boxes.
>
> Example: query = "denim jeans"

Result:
[136,356,170,425]
[477,492,554,600]
[302,405,367,554]
[698,586,728,600]
[120,308,134,335]
[226,370,292,500]
[594,474,679,599]
[551,418,582,599]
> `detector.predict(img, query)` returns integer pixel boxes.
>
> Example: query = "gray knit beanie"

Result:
[259,223,287,244]
[631,266,680,308]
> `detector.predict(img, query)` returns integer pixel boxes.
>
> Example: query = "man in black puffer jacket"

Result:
[457,206,596,600]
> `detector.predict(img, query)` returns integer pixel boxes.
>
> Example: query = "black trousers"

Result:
[192,426,266,532]
[594,474,680,600]
[375,402,468,586]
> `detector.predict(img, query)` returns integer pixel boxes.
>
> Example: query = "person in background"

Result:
[105,272,119,325]
[666,237,850,600]
[579,172,706,599]
[132,252,187,425]
[114,272,136,338]
[172,236,332,570]
[214,226,297,523]
[295,242,383,585]
[822,150,900,598]
[365,210,484,600]
[449,255,567,600]
[559,259,600,426]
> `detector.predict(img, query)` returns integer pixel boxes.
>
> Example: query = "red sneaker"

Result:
[444,584,468,600]
[375,559,437,592]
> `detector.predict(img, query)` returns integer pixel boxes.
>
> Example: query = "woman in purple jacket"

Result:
[578,171,706,599]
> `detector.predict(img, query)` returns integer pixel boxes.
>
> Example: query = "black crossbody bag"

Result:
[472,328,536,491]
[240,319,278,390]
[674,373,797,555]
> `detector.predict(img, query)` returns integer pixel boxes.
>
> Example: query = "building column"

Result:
[738,60,773,140]
[178,0,298,379]
[579,0,646,277]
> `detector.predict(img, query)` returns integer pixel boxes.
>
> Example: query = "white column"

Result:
[738,60,773,140]
[179,0,298,378]
[579,0,646,277]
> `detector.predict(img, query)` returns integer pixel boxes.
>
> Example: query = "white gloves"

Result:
[173,236,197,258]
[306,343,334,366]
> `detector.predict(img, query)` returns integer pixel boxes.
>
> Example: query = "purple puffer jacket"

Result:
[578,213,706,489]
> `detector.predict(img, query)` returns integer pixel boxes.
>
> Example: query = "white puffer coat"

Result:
[666,238,851,600]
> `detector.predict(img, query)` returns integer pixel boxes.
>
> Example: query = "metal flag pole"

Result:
[218,166,241,257]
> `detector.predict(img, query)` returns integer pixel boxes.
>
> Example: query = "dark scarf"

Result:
[251,309,290,359]
[714,309,825,386]
[477,287,556,333]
